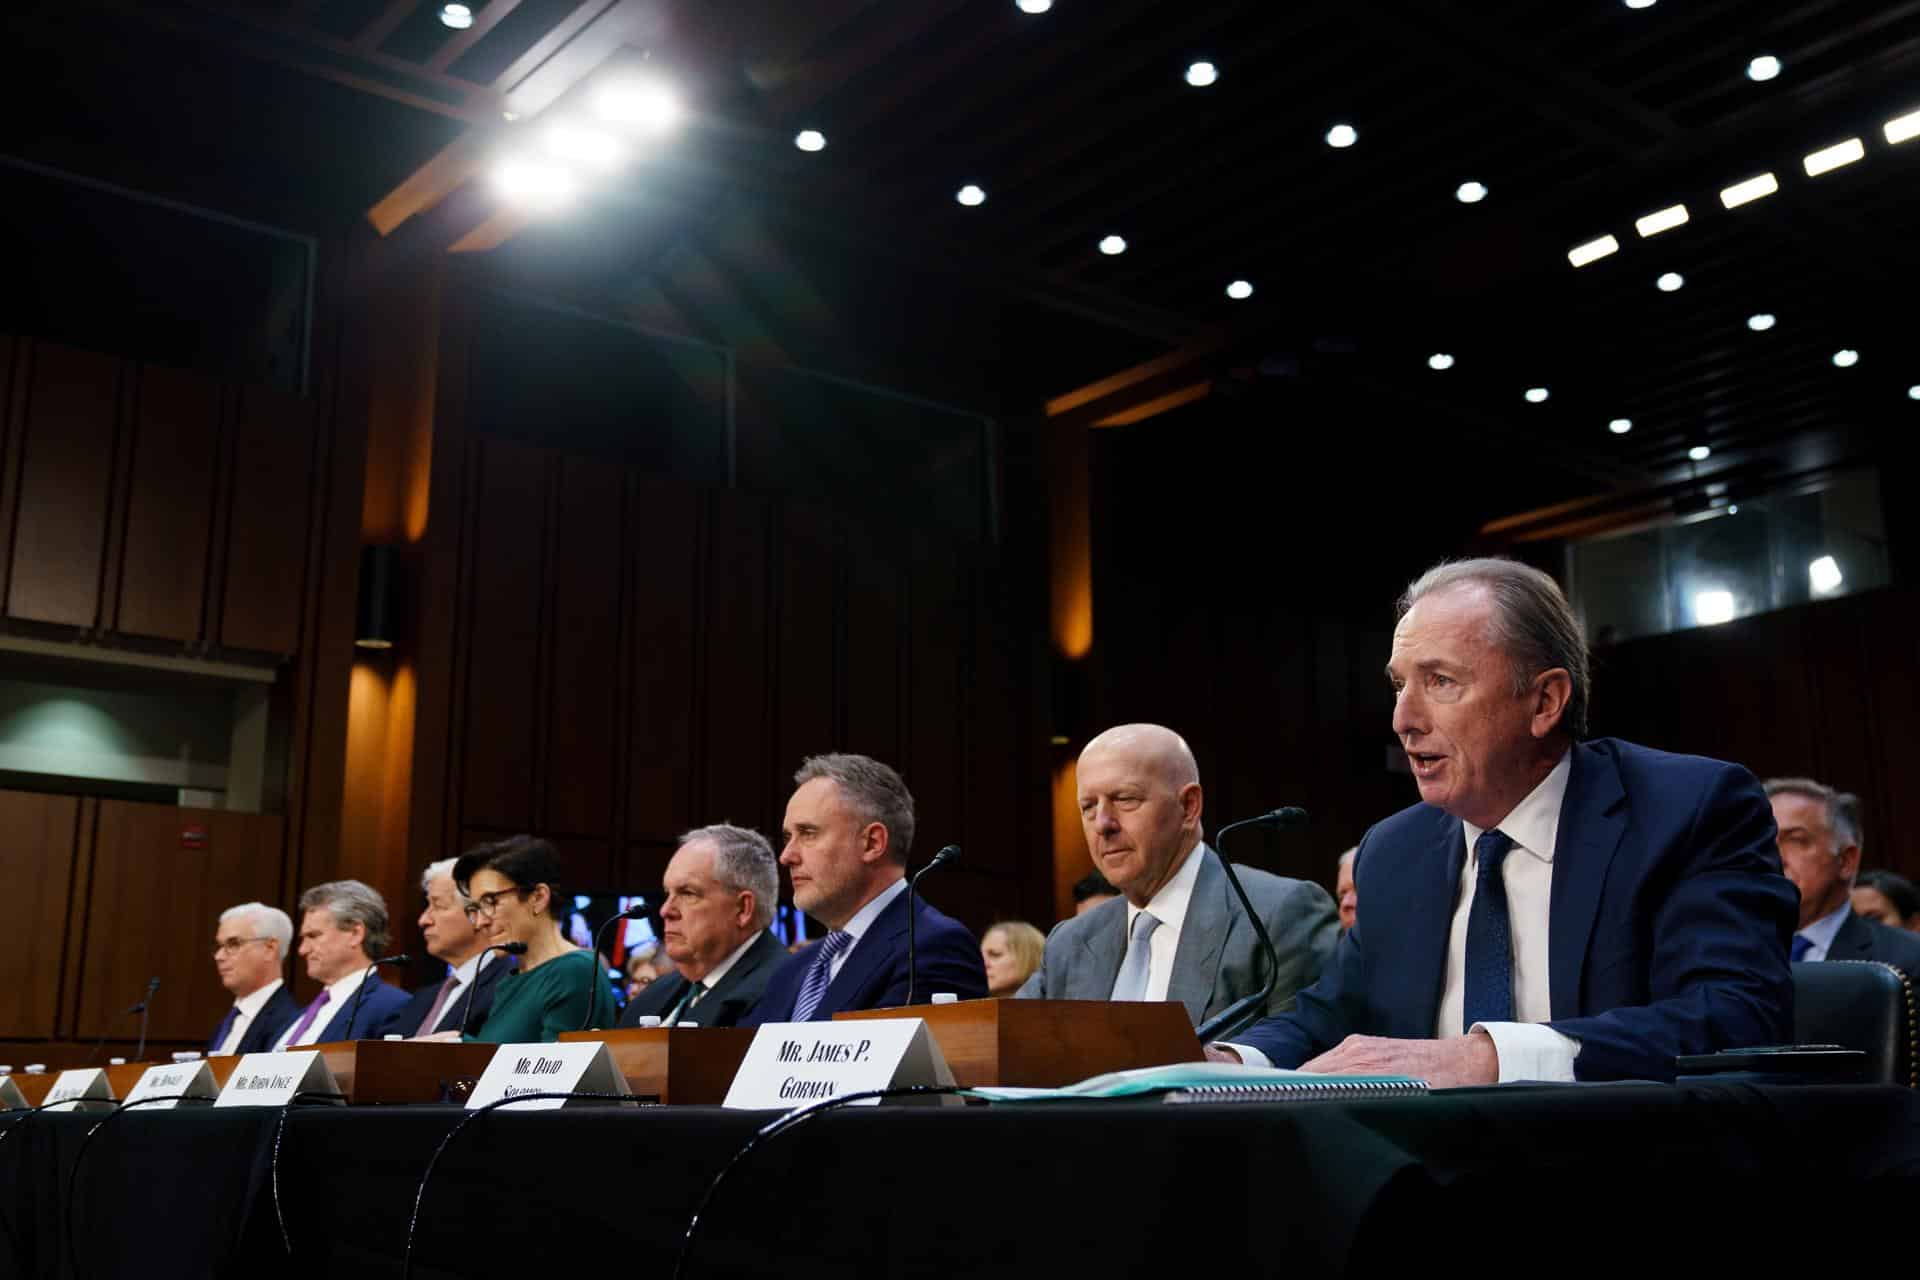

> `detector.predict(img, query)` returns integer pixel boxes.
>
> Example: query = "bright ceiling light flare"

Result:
[1225,279,1254,300]
[1524,386,1550,404]
[1455,181,1488,203]
[1635,203,1690,237]
[1428,353,1454,370]
[1719,172,1779,208]
[956,184,987,206]
[439,3,474,29]
[1015,0,1053,12]
[1747,312,1776,331]
[1098,235,1127,255]
[1909,385,1920,401]
[1325,123,1358,148]
[1568,234,1620,267]
[592,78,682,134]
[1746,55,1782,82]
[1809,555,1844,595]
[1885,108,1920,145]
[1185,61,1218,87]
[794,129,826,152]
[543,121,624,172]
[1833,348,1860,367]
[1693,590,1736,626]
[1624,0,1657,8]
[1688,444,1712,461]
[1803,137,1865,176]
[1609,418,1633,434]
[492,156,579,214]
[1656,272,1685,292]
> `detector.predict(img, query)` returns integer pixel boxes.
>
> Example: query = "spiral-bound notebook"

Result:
[966,1061,1427,1104]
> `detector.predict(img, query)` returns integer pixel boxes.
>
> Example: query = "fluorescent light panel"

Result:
[1568,234,1620,267]
[1719,172,1778,208]
[1635,203,1689,237]
[1803,137,1865,176]
[1886,108,1920,144]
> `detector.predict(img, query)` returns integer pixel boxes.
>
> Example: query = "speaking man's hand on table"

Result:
[1299,1030,1499,1087]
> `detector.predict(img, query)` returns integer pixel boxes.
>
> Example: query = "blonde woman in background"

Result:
[981,921,1045,997]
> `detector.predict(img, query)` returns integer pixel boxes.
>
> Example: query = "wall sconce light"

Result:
[355,545,400,651]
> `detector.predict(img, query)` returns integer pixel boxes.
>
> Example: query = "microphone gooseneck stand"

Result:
[1194,806,1310,1045]
[453,941,527,1038]
[578,904,647,1034]
[342,954,410,1041]
[904,844,962,1006]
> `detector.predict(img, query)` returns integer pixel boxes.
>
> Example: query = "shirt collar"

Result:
[1463,749,1573,865]
[696,931,766,989]
[322,967,370,1005]
[233,976,284,1017]
[842,877,909,942]
[446,948,498,987]
[1127,841,1206,933]
[1801,900,1853,950]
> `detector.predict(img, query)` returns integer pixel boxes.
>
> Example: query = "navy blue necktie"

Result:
[1790,934,1813,962]
[208,1006,238,1053]
[1463,829,1516,1032]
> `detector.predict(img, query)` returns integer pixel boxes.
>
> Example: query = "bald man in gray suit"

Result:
[1017,724,1337,1027]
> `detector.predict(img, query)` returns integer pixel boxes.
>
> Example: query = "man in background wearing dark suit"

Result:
[1766,777,1920,978]
[398,857,514,1037]
[1213,557,1795,1083]
[621,824,786,1027]
[209,902,299,1056]
[747,753,986,1023]
[275,880,414,1046]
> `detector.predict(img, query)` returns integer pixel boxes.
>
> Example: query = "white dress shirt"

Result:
[667,931,763,1025]
[1121,842,1206,1002]
[829,878,909,983]
[275,968,369,1049]
[1793,901,1851,962]
[214,978,285,1056]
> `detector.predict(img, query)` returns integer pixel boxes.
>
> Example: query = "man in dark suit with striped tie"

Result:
[396,858,515,1037]
[208,902,299,1056]
[619,824,787,1028]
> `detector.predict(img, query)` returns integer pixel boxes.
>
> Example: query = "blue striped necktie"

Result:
[1462,829,1516,1032]
[792,932,854,1021]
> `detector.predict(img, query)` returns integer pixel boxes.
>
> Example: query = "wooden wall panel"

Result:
[543,455,624,839]
[114,364,221,642]
[77,801,285,1043]
[701,492,771,832]
[6,342,119,627]
[964,566,1023,881]
[0,792,80,1038]
[220,384,316,653]
[843,531,903,766]
[906,539,965,861]
[771,501,837,806]
[459,439,549,830]
[626,479,699,842]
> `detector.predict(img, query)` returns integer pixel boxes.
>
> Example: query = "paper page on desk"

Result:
[965,1060,1423,1101]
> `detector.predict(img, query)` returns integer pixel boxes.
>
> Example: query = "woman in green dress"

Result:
[454,836,616,1042]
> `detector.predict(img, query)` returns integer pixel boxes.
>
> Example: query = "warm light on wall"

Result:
[1052,759,1086,921]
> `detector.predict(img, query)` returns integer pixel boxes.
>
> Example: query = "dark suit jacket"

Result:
[1015,845,1338,1027]
[619,930,787,1028]
[214,983,299,1056]
[745,887,987,1024]
[395,952,516,1037]
[314,973,413,1041]
[1826,909,1920,979]
[1232,738,1797,1082]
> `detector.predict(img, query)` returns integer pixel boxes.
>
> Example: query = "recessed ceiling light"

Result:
[439,3,474,29]
[543,121,624,172]
[1525,387,1550,403]
[1623,0,1657,8]
[1098,234,1127,255]
[1015,0,1052,12]
[1747,312,1776,331]
[1225,279,1253,300]
[1635,203,1690,237]
[1609,418,1633,434]
[1185,61,1218,87]
[1727,504,1739,514]
[1688,444,1712,461]
[1886,108,1920,145]
[493,156,578,213]
[1804,137,1865,176]
[1746,55,1782,81]
[1833,348,1860,367]
[956,184,987,206]
[1428,353,1455,370]
[1325,123,1358,149]
[1693,590,1735,625]
[1656,272,1684,292]
[1455,181,1488,203]
[1809,555,1843,595]
[794,129,826,152]
[592,78,682,134]
[1719,172,1778,208]
[1909,385,1920,401]
[1568,234,1620,267]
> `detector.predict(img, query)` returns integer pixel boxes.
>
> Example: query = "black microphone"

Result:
[342,954,409,1041]
[580,903,648,1033]
[133,976,159,1062]
[1194,807,1309,1044]
[452,941,527,1038]
[86,977,160,1064]
[905,845,962,1007]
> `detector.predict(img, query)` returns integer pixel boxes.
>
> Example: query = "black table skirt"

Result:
[5,1083,1918,1278]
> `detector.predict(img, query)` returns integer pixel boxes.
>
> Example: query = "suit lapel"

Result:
[1827,910,1872,961]
[825,890,909,1011]
[1076,899,1129,998]
[1403,808,1465,1033]
[1547,743,1628,1019]
[704,932,777,1008]
[1165,846,1228,1023]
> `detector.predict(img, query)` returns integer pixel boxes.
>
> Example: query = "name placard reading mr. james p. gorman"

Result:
[723,1018,954,1110]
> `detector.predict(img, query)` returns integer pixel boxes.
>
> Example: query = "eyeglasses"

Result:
[463,886,530,919]
[212,937,272,956]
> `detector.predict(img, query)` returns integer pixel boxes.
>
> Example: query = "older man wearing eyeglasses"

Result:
[209,902,300,1056]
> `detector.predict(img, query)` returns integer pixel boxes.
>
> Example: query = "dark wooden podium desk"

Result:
[834,997,1204,1086]
[557,1027,757,1103]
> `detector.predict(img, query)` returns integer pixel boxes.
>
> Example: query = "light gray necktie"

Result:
[1110,911,1162,1002]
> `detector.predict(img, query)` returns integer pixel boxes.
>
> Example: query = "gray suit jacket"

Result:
[1015,844,1338,1027]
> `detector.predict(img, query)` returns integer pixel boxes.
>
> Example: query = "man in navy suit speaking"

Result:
[1213,558,1796,1084]
[748,753,985,1023]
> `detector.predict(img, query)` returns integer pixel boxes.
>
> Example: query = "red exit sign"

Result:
[181,825,209,849]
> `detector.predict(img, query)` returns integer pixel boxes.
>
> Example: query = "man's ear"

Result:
[1530,668,1573,739]
[860,821,890,865]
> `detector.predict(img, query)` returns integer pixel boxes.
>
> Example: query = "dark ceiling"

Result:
[4,0,1917,526]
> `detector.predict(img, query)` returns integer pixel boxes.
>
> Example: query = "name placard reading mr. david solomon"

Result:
[723,1019,954,1110]
[465,1041,632,1110]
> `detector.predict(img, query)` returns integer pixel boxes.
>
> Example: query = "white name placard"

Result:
[0,1077,24,1109]
[44,1068,114,1111]
[214,1051,341,1107]
[723,1018,956,1110]
[466,1041,633,1110]
[123,1060,218,1109]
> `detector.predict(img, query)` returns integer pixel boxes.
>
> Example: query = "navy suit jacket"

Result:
[620,930,787,1028]
[1827,909,1920,979]
[1232,738,1797,1082]
[745,887,987,1024]
[213,983,299,1056]
[394,952,516,1037]
[315,973,413,1041]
